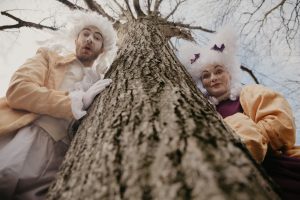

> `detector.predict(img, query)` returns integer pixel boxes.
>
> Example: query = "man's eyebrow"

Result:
[94,32,103,38]
[80,28,103,38]
[81,28,92,32]
[214,65,223,69]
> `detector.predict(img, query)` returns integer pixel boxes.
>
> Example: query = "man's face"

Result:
[75,25,103,66]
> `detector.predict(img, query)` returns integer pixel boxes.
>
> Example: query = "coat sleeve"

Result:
[6,48,73,120]
[225,84,296,162]
[224,113,268,163]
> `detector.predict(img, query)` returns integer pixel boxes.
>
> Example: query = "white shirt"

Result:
[34,60,88,141]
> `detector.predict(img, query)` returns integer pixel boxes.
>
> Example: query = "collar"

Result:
[56,53,77,67]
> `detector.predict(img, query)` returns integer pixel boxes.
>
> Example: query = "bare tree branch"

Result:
[0,11,57,31]
[153,0,163,13]
[241,0,265,32]
[165,21,215,33]
[159,24,194,41]
[84,0,115,22]
[164,0,186,20]
[147,0,152,14]
[235,0,300,47]
[124,0,135,19]
[56,0,85,10]
[112,0,126,13]
[133,0,146,16]
[263,0,286,20]
[241,65,259,84]
[110,0,133,21]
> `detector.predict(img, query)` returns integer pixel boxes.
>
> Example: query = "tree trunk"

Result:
[48,17,280,200]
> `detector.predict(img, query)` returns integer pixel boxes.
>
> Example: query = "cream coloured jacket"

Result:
[0,48,77,136]
[224,84,298,163]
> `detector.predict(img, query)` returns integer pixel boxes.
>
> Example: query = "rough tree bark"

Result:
[47,15,280,199]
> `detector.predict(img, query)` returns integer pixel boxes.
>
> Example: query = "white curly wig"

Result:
[178,26,242,103]
[38,10,118,74]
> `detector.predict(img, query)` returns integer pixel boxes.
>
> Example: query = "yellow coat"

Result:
[0,48,77,136]
[224,84,299,162]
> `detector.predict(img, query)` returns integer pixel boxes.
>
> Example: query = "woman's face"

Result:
[200,65,231,98]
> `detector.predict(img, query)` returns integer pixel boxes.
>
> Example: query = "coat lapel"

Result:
[50,53,77,89]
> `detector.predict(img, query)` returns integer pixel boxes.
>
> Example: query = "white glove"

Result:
[69,79,112,119]
[83,78,112,109]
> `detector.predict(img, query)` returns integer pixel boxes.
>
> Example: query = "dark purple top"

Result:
[216,98,243,118]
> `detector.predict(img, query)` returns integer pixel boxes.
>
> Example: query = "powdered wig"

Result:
[178,26,242,102]
[38,10,117,74]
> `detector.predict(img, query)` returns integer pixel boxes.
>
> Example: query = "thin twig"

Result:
[164,0,186,20]
[264,0,286,20]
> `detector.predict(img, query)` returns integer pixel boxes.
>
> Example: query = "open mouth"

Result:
[211,83,221,88]
[83,46,91,51]
[82,46,92,54]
